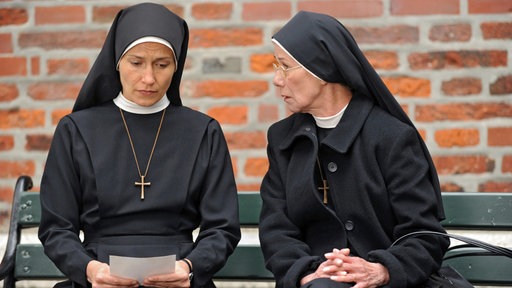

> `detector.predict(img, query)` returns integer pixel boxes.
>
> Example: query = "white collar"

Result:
[313,105,348,129]
[113,92,170,114]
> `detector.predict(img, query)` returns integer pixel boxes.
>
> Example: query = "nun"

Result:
[258,11,449,287]
[38,3,240,288]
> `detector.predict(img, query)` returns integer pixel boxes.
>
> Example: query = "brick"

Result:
[189,28,263,48]
[429,24,472,42]
[190,80,268,98]
[298,0,383,18]
[468,0,512,14]
[0,57,27,76]
[93,4,183,23]
[0,109,45,129]
[207,106,248,125]
[381,76,430,97]
[47,58,90,75]
[0,8,28,26]
[224,131,266,150]
[0,186,13,202]
[192,3,232,20]
[418,129,427,142]
[503,155,512,173]
[258,104,279,123]
[163,5,184,17]
[35,6,85,25]
[481,22,512,39]
[0,83,18,102]
[415,103,512,122]
[440,182,464,192]
[488,127,512,146]
[391,0,459,15]
[28,82,82,100]
[93,5,126,23]
[0,33,12,53]
[52,109,72,125]
[478,182,512,192]
[349,25,419,44]
[19,31,107,50]
[237,183,261,192]
[31,56,40,75]
[250,53,274,73]
[408,50,507,70]
[432,155,494,175]
[242,2,290,20]
[0,135,14,151]
[364,51,399,70]
[434,128,479,147]
[490,75,512,95]
[202,57,241,74]
[244,157,269,177]
[442,77,482,96]
[231,157,238,176]
[0,160,35,178]
[26,134,53,151]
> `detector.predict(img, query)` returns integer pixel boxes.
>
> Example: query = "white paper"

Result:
[110,254,176,283]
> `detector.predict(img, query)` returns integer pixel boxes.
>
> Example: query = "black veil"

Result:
[73,2,188,112]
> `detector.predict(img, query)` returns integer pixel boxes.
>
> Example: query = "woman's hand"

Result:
[324,249,389,288]
[86,260,139,288]
[142,260,191,288]
[300,248,351,285]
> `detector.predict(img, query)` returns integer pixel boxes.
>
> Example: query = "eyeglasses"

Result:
[272,62,302,78]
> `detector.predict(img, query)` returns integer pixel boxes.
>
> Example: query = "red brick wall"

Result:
[0,0,511,209]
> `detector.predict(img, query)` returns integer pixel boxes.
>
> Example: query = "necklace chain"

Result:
[119,108,166,199]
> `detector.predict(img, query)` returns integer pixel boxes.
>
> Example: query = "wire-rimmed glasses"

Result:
[272,62,302,78]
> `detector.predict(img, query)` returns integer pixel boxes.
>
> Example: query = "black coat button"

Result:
[328,162,337,172]
[345,220,354,231]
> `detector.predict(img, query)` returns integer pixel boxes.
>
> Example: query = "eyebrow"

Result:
[126,54,174,61]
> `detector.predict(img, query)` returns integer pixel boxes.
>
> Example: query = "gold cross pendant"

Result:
[318,180,329,204]
[135,175,151,200]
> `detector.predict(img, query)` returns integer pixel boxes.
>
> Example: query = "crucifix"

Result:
[135,175,151,200]
[318,179,329,205]
[316,157,329,205]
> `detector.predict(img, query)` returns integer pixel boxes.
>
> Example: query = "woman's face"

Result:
[118,42,176,106]
[272,44,326,115]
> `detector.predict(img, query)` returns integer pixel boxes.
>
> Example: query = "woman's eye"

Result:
[156,62,171,69]
[130,61,142,67]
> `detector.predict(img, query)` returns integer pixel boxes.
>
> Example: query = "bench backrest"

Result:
[1,176,512,286]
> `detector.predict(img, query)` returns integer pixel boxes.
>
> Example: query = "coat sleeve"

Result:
[258,127,322,288]
[367,126,449,287]
[38,117,94,287]
[184,120,241,287]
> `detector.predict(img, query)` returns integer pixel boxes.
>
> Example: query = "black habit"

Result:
[38,3,240,288]
[259,11,449,288]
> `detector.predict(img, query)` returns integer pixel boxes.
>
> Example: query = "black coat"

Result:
[259,95,449,287]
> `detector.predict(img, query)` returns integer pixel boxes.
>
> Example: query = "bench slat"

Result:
[15,244,63,279]
[444,247,512,285]
[441,192,512,229]
[215,246,273,280]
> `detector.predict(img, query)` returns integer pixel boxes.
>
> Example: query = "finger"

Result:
[331,272,353,283]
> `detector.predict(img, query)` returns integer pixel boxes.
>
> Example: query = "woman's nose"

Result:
[273,71,285,87]
[141,67,156,84]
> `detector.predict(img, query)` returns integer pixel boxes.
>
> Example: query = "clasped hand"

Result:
[86,259,191,288]
[300,248,389,288]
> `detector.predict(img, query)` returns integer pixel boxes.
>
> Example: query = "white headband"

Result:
[272,38,324,82]
[117,36,177,71]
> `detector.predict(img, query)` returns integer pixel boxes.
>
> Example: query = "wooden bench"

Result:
[1,175,512,287]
